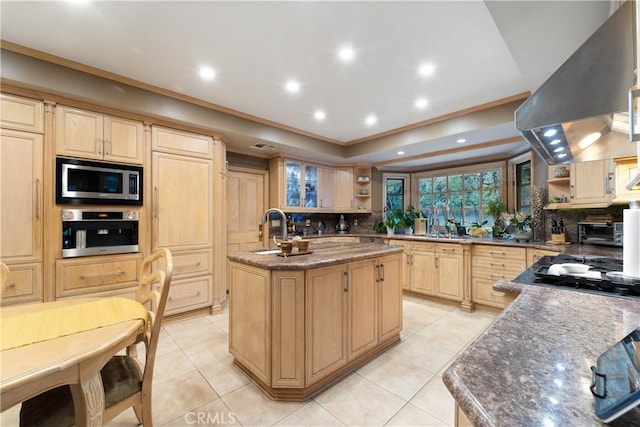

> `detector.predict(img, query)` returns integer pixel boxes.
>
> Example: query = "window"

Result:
[516,161,532,214]
[414,162,504,227]
[383,173,410,213]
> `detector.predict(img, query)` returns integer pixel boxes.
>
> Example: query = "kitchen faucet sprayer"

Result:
[262,208,288,246]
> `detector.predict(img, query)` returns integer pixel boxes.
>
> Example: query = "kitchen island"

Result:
[227,241,403,401]
[443,280,640,427]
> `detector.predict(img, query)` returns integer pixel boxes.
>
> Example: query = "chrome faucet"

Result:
[262,208,288,246]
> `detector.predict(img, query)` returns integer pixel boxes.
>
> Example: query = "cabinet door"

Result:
[347,258,378,360]
[411,248,436,295]
[104,115,144,164]
[304,164,319,208]
[305,264,348,385]
[152,152,213,250]
[436,254,462,301]
[0,94,44,133]
[334,167,354,210]
[55,106,104,160]
[285,159,302,208]
[1,129,43,264]
[570,160,615,205]
[615,159,639,201]
[389,240,411,290]
[378,254,403,342]
[318,166,334,209]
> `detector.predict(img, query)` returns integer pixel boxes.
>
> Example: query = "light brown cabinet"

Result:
[471,245,526,308]
[1,126,44,305]
[390,240,436,295]
[152,126,214,315]
[0,93,44,133]
[55,106,144,164]
[335,167,355,210]
[229,252,402,400]
[613,157,639,203]
[570,159,615,206]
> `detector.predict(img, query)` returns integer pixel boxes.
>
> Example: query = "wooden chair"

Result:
[0,261,9,301]
[19,248,173,427]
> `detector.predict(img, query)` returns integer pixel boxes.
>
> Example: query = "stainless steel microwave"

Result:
[56,157,143,205]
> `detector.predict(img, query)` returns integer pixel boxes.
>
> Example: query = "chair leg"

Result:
[141,392,153,427]
[132,403,143,425]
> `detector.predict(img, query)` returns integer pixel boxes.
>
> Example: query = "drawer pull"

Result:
[176,261,202,270]
[490,274,506,279]
[80,270,125,280]
[170,291,201,301]
[6,283,15,288]
[490,263,505,267]
[489,251,505,255]
[490,291,505,298]
[441,248,455,252]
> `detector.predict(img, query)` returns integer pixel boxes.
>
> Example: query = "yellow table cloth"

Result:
[0,297,148,351]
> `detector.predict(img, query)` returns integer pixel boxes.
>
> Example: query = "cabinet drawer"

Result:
[165,275,212,315]
[0,94,44,133]
[435,243,462,255]
[472,256,526,279]
[1,263,42,305]
[472,278,506,308]
[412,242,435,252]
[164,249,212,278]
[473,245,525,260]
[56,254,141,297]
[152,126,213,158]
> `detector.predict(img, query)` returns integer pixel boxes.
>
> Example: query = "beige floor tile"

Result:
[210,311,230,335]
[181,332,230,369]
[222,383,304,426]
[413,323,479,354]
[313,374,405,426]
[385,335,457,374]
[161,398,240,426]
[154,348,197,384]
[156,329,182,356]
[410,376,455,426]
[152,370,220,426]
[1,404,19,426]
[357,353,436,400]
[385,403,448,427]
[275,401,346,427]
[199,355,252,397]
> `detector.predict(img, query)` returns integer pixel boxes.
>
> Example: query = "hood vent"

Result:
[515,0,636,165]
[249,142,278,153]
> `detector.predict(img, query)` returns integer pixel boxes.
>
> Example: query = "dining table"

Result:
[0,297,148,427]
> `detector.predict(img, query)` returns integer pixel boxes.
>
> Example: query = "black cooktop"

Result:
[514,254,640,299]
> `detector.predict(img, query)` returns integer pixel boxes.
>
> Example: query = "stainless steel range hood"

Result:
[515,0,637,165]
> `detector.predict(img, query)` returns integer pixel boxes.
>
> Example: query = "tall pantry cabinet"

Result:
[0,94,45,305]
[151,126,227,315]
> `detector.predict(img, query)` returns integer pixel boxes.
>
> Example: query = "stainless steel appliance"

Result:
[578,221,624,247]
[516,254,640,300]
[56,157,143,205]
[62,209,139,258]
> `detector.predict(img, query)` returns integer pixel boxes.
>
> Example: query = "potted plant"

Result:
[485,199,506,238]
[500,211,532,241]
[384,209,408,235]
[403,205,420,234]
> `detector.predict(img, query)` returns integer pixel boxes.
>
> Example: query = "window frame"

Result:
[382,173,410,215]
[507,152,533,213]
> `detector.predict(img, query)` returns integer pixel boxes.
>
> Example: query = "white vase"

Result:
[386,226,395,236]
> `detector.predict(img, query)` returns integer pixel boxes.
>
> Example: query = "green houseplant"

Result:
[485,199,506,238]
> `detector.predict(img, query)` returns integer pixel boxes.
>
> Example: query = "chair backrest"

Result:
[136,248,173,389]
[0,261,9,298]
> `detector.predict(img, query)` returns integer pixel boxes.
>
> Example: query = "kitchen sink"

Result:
[252,249,282,255]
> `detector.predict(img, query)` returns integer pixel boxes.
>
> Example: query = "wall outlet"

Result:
[353,219,358,226]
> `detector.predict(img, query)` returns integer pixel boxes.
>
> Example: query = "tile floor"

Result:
[2,295,496,427]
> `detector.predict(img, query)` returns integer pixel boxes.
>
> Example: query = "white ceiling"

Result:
[0,0,613,169]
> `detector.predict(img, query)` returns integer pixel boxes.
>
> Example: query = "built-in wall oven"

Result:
[62,209,139,258]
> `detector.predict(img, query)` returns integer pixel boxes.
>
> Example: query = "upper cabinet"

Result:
[613,157,640,203]
[0,94,44,133]
[56,106,144,165]
[546,160,616,208]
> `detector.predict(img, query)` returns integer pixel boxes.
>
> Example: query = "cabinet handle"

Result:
[343,272,349,292]
[375,264,380,282]
[104,139,110,155]
[490,274,506,279]
[258,224,263,238]
[97,138,102,155]
[435,257,439,268]
[441,248,455,252]
[380,264,385,282]
[6,282,15,289]
[570,184,574,199]
[154,187,159,218]
[605,172,615,194]
[80,270,124,279]
[489,251,505,255]
[35,179,40,219]
[490,291,505,298]
[176,261,201,270]
[489,263,505,267]
[169,291,200,301]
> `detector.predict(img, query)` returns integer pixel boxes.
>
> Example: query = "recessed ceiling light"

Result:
[418,63,435,77]
[578,132,602,149]
[544,129,558,137]
[285,80,300,94]
[549,139,561,145]
[415,98,428,110]
[397,151,405,155]
[314,110,326,121]
[338,46,355,62]
[198,66,215,80]
[553,147,564,153]
[365,115,377,126]
[557,153,568,159]
[456,138,466,144]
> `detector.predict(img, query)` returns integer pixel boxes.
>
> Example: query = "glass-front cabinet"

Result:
[285,159,319,209]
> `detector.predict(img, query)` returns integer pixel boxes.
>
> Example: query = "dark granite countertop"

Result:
[443,282,640,427]
[227,241,403,270]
